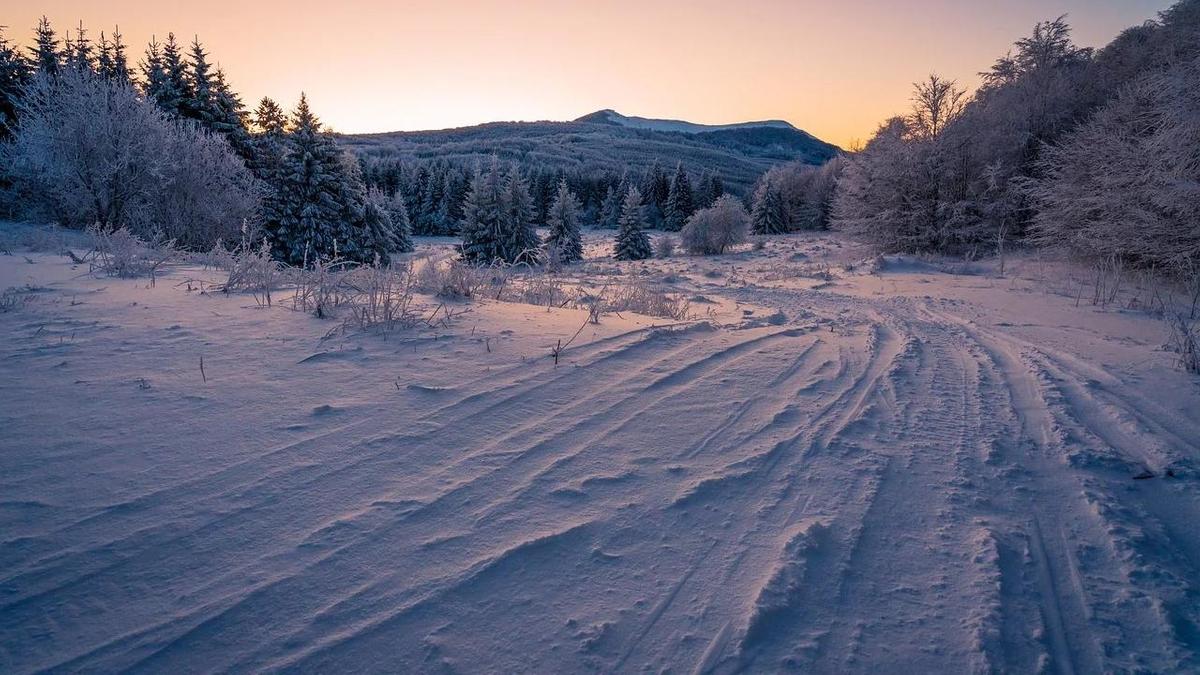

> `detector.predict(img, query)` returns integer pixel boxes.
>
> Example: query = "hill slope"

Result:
[339,110,840,192]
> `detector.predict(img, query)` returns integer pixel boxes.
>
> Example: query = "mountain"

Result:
[339,109,839,194]
[574,108,798,134]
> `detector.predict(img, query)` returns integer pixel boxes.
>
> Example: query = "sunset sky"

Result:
[10,0,1175,147]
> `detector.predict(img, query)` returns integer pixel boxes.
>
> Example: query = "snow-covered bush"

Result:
[654,235,676,259]
[2,70,258,249]
[681,195,750,255]
[88,226,177,282]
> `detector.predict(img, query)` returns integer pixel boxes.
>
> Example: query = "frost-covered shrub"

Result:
[654,235,676,259]
[681,195,750,255]
[88,226,177,281]
[2,70,258,250]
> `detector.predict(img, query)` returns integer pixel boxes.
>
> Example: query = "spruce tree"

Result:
[110,28,131,84]
[141,38,167,101]
[544,180,584,263]
[362,187,399,262]
[30,17,60,76]
[0,27,31,140]
[708,174,725,206]
[642,160,670,227]
[459,158,506,264]
[500,165,541,264]
[183,37,214,124]
[64,22,93,74]
[96,32,114,79]
[614,187,652,261]
[385,189,414,253]
[267,94,385,265]
[599,186,620,229]
[751,180,789,235]
[664,163,695,231]
[211,68,252,158]
[153,33,190,117]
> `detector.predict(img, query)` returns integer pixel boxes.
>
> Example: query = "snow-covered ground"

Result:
[2,228,1198,673]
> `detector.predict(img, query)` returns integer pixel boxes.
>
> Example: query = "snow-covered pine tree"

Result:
[0,28,31,140]
[599,186,620,229]
[30,17,60,76]
[152,33,189,117]
[500,165,541,264]
[96,32,114,79]
[459,157,506,264]
[64,22,94,74]
[751,179,789,234]
[614,186,652,261]
[642,160,670,228]
[182,37,214,125]
[362,186,398,262]
[210,68,252,159]
[267,94,384,266]
[109,28,131,84]
[385,188,414,253]
[663,163,695,231]
[544,179,584,263]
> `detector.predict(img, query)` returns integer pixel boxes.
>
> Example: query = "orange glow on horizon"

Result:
[8,0,1174,148]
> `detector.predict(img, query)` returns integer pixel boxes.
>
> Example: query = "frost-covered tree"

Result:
[642,160,670,228]
[182,37,214,125]
[682,195,750,254]
[265,94,385,265]
[751,179,788,234]
[30,17,61,76]
[384,188,414,253]
[0,27,31,140]
[663,163,695,231]
[544,180,583,263]
[63,22,94,74]
[145,33,189,117]
[614,186,652,261]
[832,74,970,252]
[1029,57,1200,270]
[460,157,508,264]
[500,165,541,263]
[2,70,256,248]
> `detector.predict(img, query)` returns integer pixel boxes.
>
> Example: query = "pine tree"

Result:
[599,186,620,229]
[544,180,584,263]
[708,174,725,205]
[362,187,399,262]
[183,37,214,124]
[141,38,167,101]
[96,32,114,79]
[614,187,652,261]
[663,163,695,231]
[0,27,31,140]
[30,17,60,76]
[110,28,131,84]
[501,165,541,263]
[64,22,94,74]
[459,157,506,263]
[267,94,385,265]
[151,33,189,116]
[751,179,789,235]
[385,189,414,253]
[210,68,252,158]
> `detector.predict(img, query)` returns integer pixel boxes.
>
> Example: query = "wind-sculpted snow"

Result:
[1,232,1198,673]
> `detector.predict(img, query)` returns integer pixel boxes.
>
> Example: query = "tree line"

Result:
[831,1,1200,275]
[0,18,745,267]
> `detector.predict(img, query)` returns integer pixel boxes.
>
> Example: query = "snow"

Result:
[2,228,1199,673]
